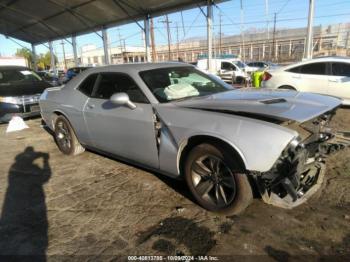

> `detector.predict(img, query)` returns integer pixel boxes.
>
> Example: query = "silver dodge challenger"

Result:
[39,62,349,214]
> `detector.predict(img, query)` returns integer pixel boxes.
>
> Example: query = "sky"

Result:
[0,0,349,61]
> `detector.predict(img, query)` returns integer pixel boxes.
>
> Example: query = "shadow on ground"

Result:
[0,147,51,261]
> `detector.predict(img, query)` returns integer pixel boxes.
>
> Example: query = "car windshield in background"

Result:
[234,61,247,69]
[0,68,42,85]
[140,67,231,103]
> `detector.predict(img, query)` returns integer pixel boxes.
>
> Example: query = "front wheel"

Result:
[184,143,253,215]
[54,115,85,156]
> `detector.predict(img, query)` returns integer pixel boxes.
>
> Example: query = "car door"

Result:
[219,61,236,80]
[296,62,329,95]
[328,62,350,102]
[83,72,159,168]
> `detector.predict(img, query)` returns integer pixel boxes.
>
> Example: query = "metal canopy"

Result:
[0,0,222,44]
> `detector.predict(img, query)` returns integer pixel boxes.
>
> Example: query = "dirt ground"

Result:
[0,109,349,261]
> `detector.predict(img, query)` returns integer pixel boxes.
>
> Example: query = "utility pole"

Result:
[159,15,172,60]
[265,0,270,59]
[117,27,124,63]
[176,22,180,60]
[60,40,67,69]
[150,18,157,62]
[219,12,222,55]
[180,11,186,37]
[305,0,315,59]
[117,28,123,52]
[240,0,245,61]
[271,12,277,61]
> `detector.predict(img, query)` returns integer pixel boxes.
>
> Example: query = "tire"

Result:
[54,115,85,156]
[184,143,253,215]
[235,77,244,85]
[278,85,296,90]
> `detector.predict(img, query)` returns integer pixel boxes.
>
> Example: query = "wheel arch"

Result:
[177,135,247,177]
[52,110,69,128]
[278,85,297,91]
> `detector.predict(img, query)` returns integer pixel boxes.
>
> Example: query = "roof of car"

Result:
[86,62,193,73]
[312,56,350,60]
[0,65,29,70]
[278,56,350,71]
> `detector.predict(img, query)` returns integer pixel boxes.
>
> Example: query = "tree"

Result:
[37,52,58,70]
[16,48,58,70]
[15,48,33,68]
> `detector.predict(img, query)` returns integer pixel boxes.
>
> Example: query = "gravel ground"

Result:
[0,108,349,261]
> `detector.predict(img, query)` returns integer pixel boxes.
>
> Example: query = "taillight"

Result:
[262,72,272,81]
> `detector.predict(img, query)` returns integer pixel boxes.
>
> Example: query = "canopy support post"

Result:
[49,41,56,75]
[31,44,37,71]
[72,35,79,66]
[207,0,213,72]
[102,27,110,65]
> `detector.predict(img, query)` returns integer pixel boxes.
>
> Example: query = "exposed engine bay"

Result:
[254,108,350,208]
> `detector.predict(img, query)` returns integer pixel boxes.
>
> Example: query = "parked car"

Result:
[247,61,279,71]
[49,69,65,78]
[62,67,91,83]
[36,71,61,86]
[197,58,251,84]
[261,56,350,105]
[40,63,348,214]
[0,66,52,123]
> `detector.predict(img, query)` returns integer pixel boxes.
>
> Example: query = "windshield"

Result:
[0,68,42,85]
[140,66,232,103]
[234,61,247,69]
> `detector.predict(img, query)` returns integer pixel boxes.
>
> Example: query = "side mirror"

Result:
[110,92,136,110]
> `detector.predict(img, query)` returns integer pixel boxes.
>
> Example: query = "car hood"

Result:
[172,89,341,123]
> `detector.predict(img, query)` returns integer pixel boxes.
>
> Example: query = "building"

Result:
[80,44,146,66]
[154,23,350,63]
[0,56,27,67]
[61,22,350,67]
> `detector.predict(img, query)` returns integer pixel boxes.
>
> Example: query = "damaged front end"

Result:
[254,109,350,209]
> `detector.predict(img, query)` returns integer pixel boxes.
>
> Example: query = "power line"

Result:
[277,0,291,14]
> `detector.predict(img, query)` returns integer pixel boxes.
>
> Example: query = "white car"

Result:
[247,61,279,72]
[261,57,350,105]
[197,58,250,83]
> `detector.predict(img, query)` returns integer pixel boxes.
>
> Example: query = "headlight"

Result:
[0,96,23,104]
[289,136,304,150]
[0,95,40,104]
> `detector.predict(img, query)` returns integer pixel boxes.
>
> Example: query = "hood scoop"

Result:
[259,98,287,104]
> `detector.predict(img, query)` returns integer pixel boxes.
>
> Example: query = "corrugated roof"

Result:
[0,0,223,44]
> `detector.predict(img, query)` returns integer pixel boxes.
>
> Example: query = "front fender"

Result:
[155,105,298,176]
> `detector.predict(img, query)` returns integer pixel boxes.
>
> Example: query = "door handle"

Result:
[292,76,300,79]
[87,104,95,109]
[329,79,339,83]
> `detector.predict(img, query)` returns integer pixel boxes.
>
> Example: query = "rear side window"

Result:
[331,62,350,77]
[299,62,326,75]
[93,73,148,103]
[77,73,98,96]
[221,62,235,70]
[287,66,301,73]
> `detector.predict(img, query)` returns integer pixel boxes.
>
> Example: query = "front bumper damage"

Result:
[254,111,350,209]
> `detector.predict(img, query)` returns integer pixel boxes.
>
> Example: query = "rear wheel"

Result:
[54,115,85,155]
[184,143,253,215]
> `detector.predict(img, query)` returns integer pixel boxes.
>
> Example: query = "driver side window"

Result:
[92,73,148,103]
